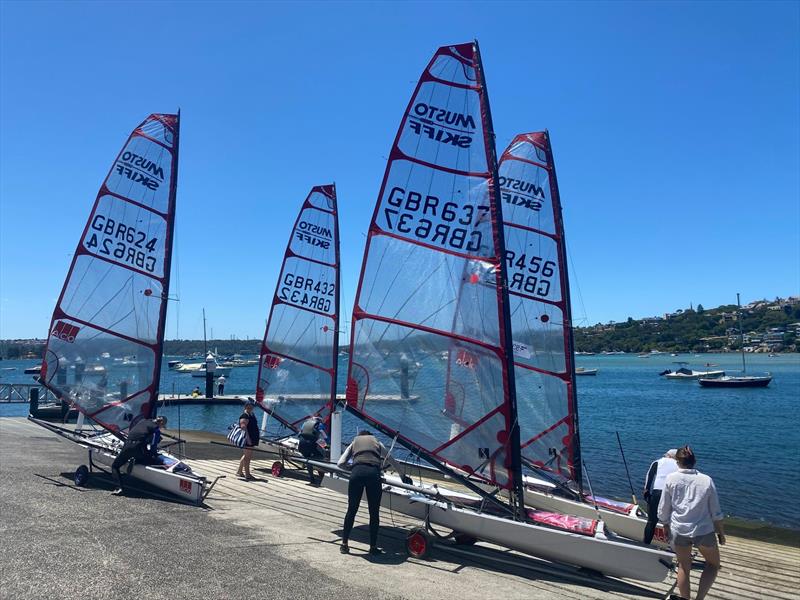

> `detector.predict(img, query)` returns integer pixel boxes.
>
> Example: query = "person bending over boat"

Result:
[642,448,678,544]
[236,401,260,480]
[658,446,726,600]
[337,430,412,555]
[298,417,327,486]
[111,415,167,495]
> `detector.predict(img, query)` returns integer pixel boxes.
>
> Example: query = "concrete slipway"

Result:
[1,417,797,600]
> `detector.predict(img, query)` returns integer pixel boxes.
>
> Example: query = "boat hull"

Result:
[90,444,209,504]
[699,376,771,388]
[322,474,671,582]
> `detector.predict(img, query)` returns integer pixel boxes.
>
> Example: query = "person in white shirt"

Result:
[643,448,679,543]
[658,446,726,600]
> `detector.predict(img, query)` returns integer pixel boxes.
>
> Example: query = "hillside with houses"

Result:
[574,296,800,354]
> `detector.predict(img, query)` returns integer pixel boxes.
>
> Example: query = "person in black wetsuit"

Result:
[642,448,678,543]
[336,430,412,555]
[236,401,260,480]
[111,415,167,495]
[297,417,327,485]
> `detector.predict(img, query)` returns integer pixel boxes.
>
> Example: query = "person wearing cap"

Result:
[658,446,725,600]
[297,416,327,486]
[110,415,167,495]
[642,448,678,543]
[236,401,260,480]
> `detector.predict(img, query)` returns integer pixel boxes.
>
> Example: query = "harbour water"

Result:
[2,352,798,529]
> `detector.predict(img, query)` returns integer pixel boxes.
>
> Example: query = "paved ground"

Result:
[2,417,798,600]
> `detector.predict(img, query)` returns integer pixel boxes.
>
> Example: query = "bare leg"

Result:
[237,451,246,477]
[695,543,721,600]
[673,543,693,600]
[242,448,253,477]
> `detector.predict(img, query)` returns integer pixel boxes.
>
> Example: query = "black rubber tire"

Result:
[406,527,431,559]
[74,465,89,487]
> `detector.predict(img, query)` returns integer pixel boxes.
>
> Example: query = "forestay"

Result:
[498,132,581,489]
[255,186,340,433]
[40,114,180,434]
[346,42,522,496]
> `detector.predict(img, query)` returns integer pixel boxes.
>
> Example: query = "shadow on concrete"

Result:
[324,523,666,598]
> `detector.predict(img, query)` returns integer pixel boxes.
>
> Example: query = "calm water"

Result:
[3,353,798,529]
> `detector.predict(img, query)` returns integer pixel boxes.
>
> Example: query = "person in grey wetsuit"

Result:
[337,430,412,555]
[297,417,327,485]
[111,415,167,495]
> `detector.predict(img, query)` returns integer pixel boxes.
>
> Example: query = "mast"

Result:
[546,130,582,493]
[151,110,180,418]
[202,308,208,356]
[737,293,746,373]
[473,40,525,515]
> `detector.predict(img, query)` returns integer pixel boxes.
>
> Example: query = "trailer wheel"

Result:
[453,533,477,545]
[271,461,284,477]
[74,465,89,487]
[406,528,431,559]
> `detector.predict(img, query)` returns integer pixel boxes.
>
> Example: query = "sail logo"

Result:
[114,151,165,191]
[51,321,80,343]
[263,355,283,369]
[295,221,332,249]
[499,176,545,211]
[455,349,477,369]
[179,480,192,494]
[407,103,475,148]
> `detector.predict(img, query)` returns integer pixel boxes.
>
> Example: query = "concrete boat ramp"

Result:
[1,418,797,600]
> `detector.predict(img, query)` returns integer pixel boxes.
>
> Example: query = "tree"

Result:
[697,304,704,314]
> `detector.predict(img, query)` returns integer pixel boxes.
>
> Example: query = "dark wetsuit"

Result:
[240,412,259,447]
[111,419,161,489]
[338,434,389,549]
[297,419,325,483]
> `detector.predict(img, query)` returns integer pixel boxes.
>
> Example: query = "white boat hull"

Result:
[88,436,213,505]
[322,474,672,582]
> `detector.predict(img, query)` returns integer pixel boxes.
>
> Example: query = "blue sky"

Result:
[1,1,798,340]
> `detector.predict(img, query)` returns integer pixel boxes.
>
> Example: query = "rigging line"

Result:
[67,256,113,316]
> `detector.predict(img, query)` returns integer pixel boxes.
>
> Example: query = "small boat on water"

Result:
[574,367,598,376]
[699,294,771,389]
[699,374,772,388]
[24,365,42,375]
[660,362,725,380]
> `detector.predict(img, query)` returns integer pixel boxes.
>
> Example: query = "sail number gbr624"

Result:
[382,187,488,252]
[84,215,159,273]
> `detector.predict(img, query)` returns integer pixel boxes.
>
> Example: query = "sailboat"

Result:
[254,185,341,474]
[495,132,668,545]
[29,113,219,504]
[699,294,771,387]
[321,42,672,582]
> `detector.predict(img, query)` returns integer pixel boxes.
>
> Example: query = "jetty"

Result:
[1,417,797,600]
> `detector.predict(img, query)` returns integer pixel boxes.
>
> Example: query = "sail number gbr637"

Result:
[84,215,159,273]
[382,186,488,252]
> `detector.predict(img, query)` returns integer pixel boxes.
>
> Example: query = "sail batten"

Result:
[41,113,180,434]
[256,186,340,433]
